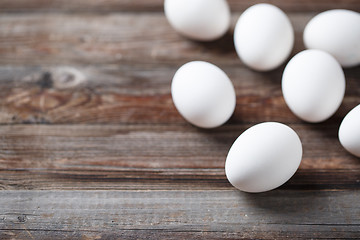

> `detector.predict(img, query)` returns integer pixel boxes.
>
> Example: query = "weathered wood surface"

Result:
[0,124,359,192]
[1,0,360,12]
[0,0,359,239]
[0,13,311,66]
[1,190,360,239]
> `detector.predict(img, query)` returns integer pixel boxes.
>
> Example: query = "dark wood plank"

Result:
[0,124,359,190]
[0,13,328,66]
[0,190,359,239]
[1,169,359,191]
[0,63,358,124]
[0,0,359,13]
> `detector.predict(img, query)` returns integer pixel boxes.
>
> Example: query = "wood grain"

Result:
[1,190,360,239]
[0,0,359,12]
[0,13,317,66]
[0,64,358,124]
[0,124,359,191]
[0,13,357,125]
[0,1,359,239]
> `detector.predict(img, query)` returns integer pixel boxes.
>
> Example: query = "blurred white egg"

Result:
[164,0,230,41]
[225,122,302,193]
[304,9,360,68]
[339,104,360,157]
[234,3,294,71]
[282,50,345,123]
[171,61,236,128]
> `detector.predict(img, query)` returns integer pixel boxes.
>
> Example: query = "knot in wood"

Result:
[50,67,86,90]
[17,215,27,223]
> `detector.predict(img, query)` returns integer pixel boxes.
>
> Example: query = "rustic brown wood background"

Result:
[0,0,360,239]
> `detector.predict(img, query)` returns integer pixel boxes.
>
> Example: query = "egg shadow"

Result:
[238,189,321,215]
[192,123,246,150]
[195,30,236,54]
[187,30,236,58]
[236,170,331,215]
[236,159,360,214]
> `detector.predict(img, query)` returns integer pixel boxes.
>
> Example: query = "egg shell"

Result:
[304,9,360,68]
[339,104,360,157]
[225,122,303,193]
[171,61,236,128]
[234,3,294,71]
[164,0,230,41]
[282,49,345,123]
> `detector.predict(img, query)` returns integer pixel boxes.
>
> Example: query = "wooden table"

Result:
[0,1,359,239]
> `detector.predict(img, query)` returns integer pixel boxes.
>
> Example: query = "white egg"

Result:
[339,104,360,157]
[164,0,230,41]
[282,50,345,123]
[225,122,302,193]
[234,3,294,71]
[304,9,360,68]
[171,61,236,128]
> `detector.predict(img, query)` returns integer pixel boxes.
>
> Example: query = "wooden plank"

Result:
[0,169,359,191]
[0,124,359,190]
[0,190,359,239]
[0,13,330,66]
[0,0,359,13]
[0,64,358,124]
[0,2,359,239]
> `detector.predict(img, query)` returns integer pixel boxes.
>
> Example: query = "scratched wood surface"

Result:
[0,0,360,239]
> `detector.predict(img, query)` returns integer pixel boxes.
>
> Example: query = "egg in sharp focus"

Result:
[164,0,231,41]
[225,122,303,193]
[339,104,360,157]
[304,9,360,68]
[282,49,345,123]
[171,61,236,128]
[234,3,294,71]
